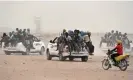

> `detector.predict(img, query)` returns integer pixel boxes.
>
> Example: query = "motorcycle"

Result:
[102,49,130,71]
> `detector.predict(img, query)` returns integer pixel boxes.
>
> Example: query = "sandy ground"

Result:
[0,52,133,80]
[0,34,133,80]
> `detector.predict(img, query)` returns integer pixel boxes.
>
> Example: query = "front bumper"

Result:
[62,52,89,57]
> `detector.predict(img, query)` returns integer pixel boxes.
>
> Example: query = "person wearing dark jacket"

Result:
[1,33,10,47]
[83,32,94,55]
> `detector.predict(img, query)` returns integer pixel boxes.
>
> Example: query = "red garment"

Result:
[115,44,123,55]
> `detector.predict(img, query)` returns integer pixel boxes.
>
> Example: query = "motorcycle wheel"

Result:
[118,59,128,71]
[102,59,111,70]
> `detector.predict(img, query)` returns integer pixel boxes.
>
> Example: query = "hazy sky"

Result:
[0,1,133,33]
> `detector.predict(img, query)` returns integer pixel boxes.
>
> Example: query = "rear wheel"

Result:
[102,59,111,70]
[59,51,65,61]
[5,51,11,55]
[22,48,30,55]
[69,57,74,61]
[39,47,45,55]
[81,56,88,62]
[46,49,52,60]
[119,59,128,71]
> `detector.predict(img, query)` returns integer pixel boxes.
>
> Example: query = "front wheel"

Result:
[118,59,128,71]
[102,59,111,70]
[39,47,45,55]
[81,56,88,62]
[46,49,52,60]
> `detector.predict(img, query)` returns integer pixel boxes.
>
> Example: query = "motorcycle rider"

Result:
[111,40,123,65]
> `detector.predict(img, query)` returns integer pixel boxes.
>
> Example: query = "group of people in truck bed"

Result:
[56,29,94,55]
[100,30,131,49]
[0,28,34,48]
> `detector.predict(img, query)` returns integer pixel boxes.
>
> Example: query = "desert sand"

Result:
[0,53,132,80]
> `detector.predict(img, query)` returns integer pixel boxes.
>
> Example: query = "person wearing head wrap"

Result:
[83,31,94,55]
[111,40,123,65]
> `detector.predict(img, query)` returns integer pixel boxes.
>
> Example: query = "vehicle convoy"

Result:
[3,36,45,55]
[102,49,130,71]
[100,31,133,53]
[46,37,89,62]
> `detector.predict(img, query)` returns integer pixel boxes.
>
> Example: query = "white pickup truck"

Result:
[46,37,89,62]
[3,36,45,55]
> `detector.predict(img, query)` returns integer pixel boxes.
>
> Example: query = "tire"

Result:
[59,51,65,61]
[131,47,133,52]
[46,49,52,60]
[22,48,30,55]
[69,57,74,61]
[22,52,26,55]
[39,47,45,55]
[5,51,11,55]
[102,59,111,70]
[119,59,128,71]
[81,56,88,62]
[99,41,102,48]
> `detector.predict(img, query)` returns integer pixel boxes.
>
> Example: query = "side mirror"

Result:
[108,49,111,52]
[50,40,53,43]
